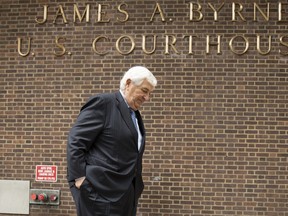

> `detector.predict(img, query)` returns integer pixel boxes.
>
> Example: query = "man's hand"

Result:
[75,177,85,189]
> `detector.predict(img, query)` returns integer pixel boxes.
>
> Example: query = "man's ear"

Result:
[126,79,132,86]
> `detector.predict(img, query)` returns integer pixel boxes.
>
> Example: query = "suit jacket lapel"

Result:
[115,91,139,145]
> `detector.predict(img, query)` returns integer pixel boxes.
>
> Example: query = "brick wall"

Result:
[1,1,287,215]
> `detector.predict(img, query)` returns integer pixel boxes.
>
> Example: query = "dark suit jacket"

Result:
[67,91,145,202]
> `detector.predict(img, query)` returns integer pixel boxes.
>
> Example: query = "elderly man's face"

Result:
[124,79,154,110]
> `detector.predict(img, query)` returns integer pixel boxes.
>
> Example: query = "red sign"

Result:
[35,165,57,182]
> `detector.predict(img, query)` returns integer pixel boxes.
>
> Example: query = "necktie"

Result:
[130,109,138,129]
[130,108,142,150]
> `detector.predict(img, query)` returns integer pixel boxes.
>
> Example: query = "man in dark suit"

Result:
[67,66,157,216]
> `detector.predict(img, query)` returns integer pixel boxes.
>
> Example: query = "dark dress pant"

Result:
[70,179,137,216]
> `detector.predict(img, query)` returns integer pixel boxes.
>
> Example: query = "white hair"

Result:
[120,66,157,91]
